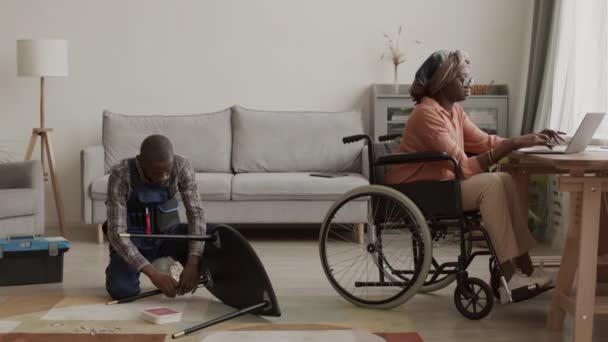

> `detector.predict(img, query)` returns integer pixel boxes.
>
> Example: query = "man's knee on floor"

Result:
[106,274,140,300]
[106,277,141,300]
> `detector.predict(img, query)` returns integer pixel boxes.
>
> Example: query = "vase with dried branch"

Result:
[381,25,420,94]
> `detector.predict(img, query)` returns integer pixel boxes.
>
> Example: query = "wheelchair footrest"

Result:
[510,284,554,303]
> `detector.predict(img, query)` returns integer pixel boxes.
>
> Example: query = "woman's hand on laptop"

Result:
[513,133,554,149]
[539,129,566,145]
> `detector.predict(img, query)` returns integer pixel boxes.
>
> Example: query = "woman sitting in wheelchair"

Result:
[384,50,561,303]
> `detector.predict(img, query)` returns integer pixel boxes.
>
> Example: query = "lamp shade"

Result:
[17,39,68,77]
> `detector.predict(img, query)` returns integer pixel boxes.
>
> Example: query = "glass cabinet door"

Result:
[461,97,508,137]
[387,106,414,135]
[463,107,499,135]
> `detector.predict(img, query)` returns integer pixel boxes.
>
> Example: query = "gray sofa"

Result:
[82,106,370,243]
[0,160,44,238]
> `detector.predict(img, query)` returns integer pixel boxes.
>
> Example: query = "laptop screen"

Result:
[564,112,606,153]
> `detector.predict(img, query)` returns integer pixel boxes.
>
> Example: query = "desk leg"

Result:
[598,194,608,282]
[506,168,530,231]
[516,169,530,219]
[572,181,602,342]
[547,186,583,330]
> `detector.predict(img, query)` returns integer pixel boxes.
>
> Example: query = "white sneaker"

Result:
[528,267,553,287]
[499,271,549,304]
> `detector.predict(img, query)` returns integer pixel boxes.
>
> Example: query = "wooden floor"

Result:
[5,225,608,341]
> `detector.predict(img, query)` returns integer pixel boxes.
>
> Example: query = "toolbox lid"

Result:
[0,236,70,253]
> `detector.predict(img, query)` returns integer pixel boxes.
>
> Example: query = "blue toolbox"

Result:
[0,235,70,286]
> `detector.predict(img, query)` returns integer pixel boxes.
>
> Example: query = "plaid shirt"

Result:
[105,155,206,271]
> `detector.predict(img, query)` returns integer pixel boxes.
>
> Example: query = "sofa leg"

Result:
[357,223,365,244]
[97,223,104,244]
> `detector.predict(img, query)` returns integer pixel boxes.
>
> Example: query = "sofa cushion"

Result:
[90,173,233,201]
[231,173,369,201]
[232,106,364,173]
[0,189,37,219]
[103,109,232,173]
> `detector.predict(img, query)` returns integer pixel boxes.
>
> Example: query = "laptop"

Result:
[519,112,606,154]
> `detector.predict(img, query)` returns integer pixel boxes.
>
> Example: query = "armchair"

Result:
[0,160,44,237]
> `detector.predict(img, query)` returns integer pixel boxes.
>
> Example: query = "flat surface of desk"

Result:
[510,150,608,169]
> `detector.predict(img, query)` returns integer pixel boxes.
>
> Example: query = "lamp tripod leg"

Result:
[41,133,48,181]
[43,131,67,237]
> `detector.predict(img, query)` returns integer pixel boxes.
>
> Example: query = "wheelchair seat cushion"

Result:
[387,180,463,219]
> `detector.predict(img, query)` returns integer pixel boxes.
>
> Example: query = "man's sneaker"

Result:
[499,271,550,304]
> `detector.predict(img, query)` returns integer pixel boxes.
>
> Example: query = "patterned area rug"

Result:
[0,294,423,341]
[197,329,422,341]
[0,331,422,342]
[204,324,423,341]
[0,333,165,342]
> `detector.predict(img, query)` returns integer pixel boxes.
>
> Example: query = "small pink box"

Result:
[141,307,182,324]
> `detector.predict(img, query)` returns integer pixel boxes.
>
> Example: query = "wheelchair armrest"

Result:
[375,152,461,179]
[375,151,455,165]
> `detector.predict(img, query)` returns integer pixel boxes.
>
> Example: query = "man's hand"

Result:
[178,255,201,295]
[142,265,178,298]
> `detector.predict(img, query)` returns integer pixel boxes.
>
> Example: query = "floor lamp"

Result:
[17,39,68,237]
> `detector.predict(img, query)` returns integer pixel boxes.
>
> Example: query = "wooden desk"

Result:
[502,150,608,342]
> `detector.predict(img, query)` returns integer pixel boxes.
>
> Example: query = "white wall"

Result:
[0,0,534,228]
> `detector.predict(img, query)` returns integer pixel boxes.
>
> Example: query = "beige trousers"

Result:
[460,172,537,263]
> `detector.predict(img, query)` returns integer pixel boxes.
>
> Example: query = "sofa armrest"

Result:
[361,145,369,180]
[81,145,105,224]
[0,160,42,189]
[0,161,44,233]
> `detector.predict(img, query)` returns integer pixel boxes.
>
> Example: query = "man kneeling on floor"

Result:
[104,134,211,300]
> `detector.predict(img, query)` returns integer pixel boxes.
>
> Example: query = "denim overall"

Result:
[105,158,188,300]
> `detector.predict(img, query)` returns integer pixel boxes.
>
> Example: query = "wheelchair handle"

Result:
[342,134,371,145]
[378,134,402,142]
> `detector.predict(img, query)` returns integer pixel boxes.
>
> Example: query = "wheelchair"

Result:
[318,134,550,319]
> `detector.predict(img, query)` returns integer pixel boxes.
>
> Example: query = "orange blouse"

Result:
[384,96,503,184]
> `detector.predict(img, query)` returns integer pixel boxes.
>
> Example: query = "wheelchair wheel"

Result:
[319,185,432,309]
[453,277,493,320]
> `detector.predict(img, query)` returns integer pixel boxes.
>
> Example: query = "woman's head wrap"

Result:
[410,50,470,103]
